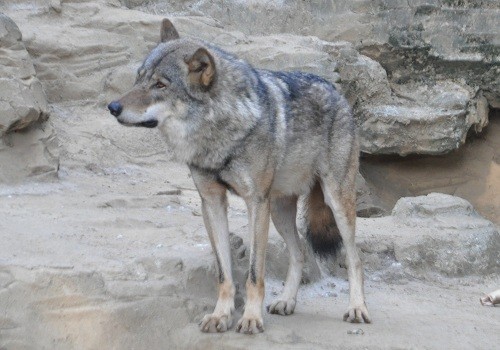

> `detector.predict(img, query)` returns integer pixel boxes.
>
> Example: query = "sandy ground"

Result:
[1,104,499,349]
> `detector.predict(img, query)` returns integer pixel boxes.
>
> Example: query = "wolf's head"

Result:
[107,19,217,129]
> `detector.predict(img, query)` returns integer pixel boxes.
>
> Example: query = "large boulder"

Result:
[359,193,500,278]
[0,13,58,182]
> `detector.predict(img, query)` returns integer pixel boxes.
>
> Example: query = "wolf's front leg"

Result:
[236,198,270,334]
[191,170,235,333]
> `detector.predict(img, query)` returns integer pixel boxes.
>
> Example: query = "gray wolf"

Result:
[108,19,371,334]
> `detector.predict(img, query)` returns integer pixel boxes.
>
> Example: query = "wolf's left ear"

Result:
[160,19,180,42]
[185,48,216,91]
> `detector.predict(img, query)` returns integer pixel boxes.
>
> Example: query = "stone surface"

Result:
[2,1,494,157]
[0,13,49,134]
[131,0,500,95]
[133,0,499,155]
[0,120,59,182]
[3,1,496,157]
[361,193,500,277]
[0,13,59,182]
[359,105,467,156]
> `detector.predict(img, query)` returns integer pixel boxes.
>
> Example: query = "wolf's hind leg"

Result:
[320,176,371,324]
[267,196,304,316]
[191,169,235,333]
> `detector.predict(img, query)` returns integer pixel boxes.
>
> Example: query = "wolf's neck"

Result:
[159,99,260,170]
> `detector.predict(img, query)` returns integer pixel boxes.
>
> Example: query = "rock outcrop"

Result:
[3,1,497,158]
[0,13,58,183]
[361,193,500,277]
[132,0,499,156]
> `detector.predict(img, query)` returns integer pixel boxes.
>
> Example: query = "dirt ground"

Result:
[0,104,499,350]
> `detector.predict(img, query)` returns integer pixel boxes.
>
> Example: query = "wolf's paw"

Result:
[266,298,296,316]
[343,304,371,324]
[235,316,264,334]
[199,313,233,333]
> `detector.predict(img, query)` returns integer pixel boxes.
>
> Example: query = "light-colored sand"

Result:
[1,157,499,349]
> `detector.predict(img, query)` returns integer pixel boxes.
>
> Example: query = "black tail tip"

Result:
[306,229,343,258]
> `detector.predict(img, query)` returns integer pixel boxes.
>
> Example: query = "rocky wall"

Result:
[0,13,59,183]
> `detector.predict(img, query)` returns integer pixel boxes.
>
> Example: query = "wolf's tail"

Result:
[303,180,342,256]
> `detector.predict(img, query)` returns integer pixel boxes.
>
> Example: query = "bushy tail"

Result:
[303,180,342,257]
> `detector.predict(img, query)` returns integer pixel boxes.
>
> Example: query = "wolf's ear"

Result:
[160,19,180,42]
[185,48,216,90]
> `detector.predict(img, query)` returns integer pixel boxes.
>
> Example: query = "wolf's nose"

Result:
[108,101,122,117]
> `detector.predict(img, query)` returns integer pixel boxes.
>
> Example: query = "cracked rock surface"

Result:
[0,13,59,182]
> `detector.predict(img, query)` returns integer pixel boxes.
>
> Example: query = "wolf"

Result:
[107,19,371,334]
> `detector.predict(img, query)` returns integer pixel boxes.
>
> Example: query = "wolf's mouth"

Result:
[118,119,158,128]
[138,119,158,128]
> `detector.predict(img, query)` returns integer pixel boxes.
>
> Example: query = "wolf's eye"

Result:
[154,81,166,89]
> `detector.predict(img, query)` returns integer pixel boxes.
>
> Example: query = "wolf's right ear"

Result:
[185,48,216,91]
[160,19,180,42]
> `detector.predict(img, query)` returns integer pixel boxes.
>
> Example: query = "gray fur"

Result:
[108,19,370,334]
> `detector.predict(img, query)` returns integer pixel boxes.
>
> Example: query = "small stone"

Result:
[347,329,364,335]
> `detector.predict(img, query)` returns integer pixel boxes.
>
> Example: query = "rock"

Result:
[0,121,59,182]
[329,43,392,108]
[135,1,499,103]
[360,193,500,278]
[0,13,49,134]
[131,0,499,156]
[359,105,467,156]
[0,13,59,182]
[355,173,385,218]
[4,1,494,160]
[103,64,139,106]
[392,193,477,227]
[349,70,482,155]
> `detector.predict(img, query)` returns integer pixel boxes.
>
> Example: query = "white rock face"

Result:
[389,193,500,276]
[0,13,59,183]
[131,0,499,155]
[3,2,494,157]
[0,14,49,134]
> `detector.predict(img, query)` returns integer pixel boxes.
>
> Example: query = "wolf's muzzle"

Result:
[108,101,122,117]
